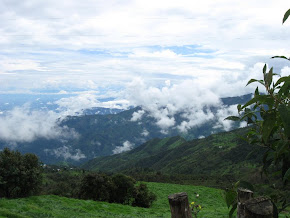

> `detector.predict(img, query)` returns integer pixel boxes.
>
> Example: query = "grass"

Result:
[1,182,288,218]
[0,182,228,218]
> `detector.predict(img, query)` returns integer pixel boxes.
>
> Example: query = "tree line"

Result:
[0,148,156,208]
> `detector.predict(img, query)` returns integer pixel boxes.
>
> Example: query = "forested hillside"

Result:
[83,127,265,184]
[0,94,252,164]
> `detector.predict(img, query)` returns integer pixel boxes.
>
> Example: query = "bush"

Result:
[77,173,156,208]
[42,171,81,198]
[132,183,157,208]
[0,148,43,198]
[111,174,136,204]
[78,173,114,202]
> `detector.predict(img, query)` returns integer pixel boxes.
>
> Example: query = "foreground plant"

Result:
[190,201,202,218]
[224,8,290,217]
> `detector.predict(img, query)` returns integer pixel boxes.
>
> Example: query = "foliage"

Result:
[0,94,251,165]
[225,8,290,216]
[0,182,234,218]
[78,173,114,202]
[110,174,136,204]
[223,180,255,218]
[83,128,266,187]
[42,169,157,208]
[0,147,43,198]
[42,170,81,198]
[132,183,157,208]
[190,201,202,218]
[226,8,290,184]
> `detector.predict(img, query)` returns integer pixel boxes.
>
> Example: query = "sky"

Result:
[0,0,289,144]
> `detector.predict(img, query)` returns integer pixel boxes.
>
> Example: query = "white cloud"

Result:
[0,0,289,144]
[127,78,221,131]
[131,110,145,122]
[44,146,86,161]
[281,66,290,77]
[129,49,179,58]
[0,105,79,142]
[113,141,134,154]
[141,129,149,137]
[213,104,239,131]
[0,0,289,95]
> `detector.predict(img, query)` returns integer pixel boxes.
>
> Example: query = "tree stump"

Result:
[244,197,273,218]
[237,188,254,218]
[168,192,192,218]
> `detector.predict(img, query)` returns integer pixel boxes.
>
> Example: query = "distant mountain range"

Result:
[0,94,252,165]
[82,127,264,179]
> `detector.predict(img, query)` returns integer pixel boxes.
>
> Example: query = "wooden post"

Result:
[168,192,192,218]
[237,188,253,218]
[237,188,273,218]
[244,197,273,218]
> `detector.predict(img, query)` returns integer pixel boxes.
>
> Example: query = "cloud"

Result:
[125,78,255,133]
[141,129,149,137]
[0,0,289,95]
[55,93,130,116]
[112,141,134,154]
[55,93,101,116]
[44,146,86,161]
[0,105,79,142]
[0,92,131,143]
[213,104,239,131]
[131,110,145,121]
[126,78,222,131]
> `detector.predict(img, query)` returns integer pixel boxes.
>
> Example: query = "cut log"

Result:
[244,196,273,218]
[168,192,192,218]
[237,188,254,218]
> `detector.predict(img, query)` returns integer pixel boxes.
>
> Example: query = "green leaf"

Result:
[224,116,240,121]
[265,67,273,87]
[225,190,237,208]
[262,112,276,143]
[262,114,276,143]
[246,79,264,87]
[241,95,268,109]
[254,87,259,96]
[271,56,289,60]
[229,203,237,218]
[278,104,290,138]
[263,64,267,75]
[272,201,279,218]
[282,8,290,24]
[283,168,290,182]
[274,76,290,87]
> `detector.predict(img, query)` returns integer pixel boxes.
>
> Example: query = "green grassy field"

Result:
[0,182,229,218]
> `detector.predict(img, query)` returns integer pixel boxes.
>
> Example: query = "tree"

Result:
[111,174,136,204]
[132,183,156,208]
[226,8,289,184]
[78,173,114,202]
[225,8,290,216]
[0,148,43,198]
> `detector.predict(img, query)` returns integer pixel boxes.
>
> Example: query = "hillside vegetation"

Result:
[0,182,229,218]
[0,94,252,165]
[83,127,265,185]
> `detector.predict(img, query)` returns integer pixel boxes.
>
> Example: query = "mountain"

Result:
[0,94,252,164]
[82,127,265,179]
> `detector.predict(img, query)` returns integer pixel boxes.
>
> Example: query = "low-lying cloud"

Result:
[113,141,134,154]
[0,105,79,143]
[44,146,86,161]
[126,77,253,133]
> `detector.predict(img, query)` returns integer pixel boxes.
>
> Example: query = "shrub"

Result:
[78,173,114,202]
[132,183,157,208]
[0,148,43,198]
[111,174,136,204]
